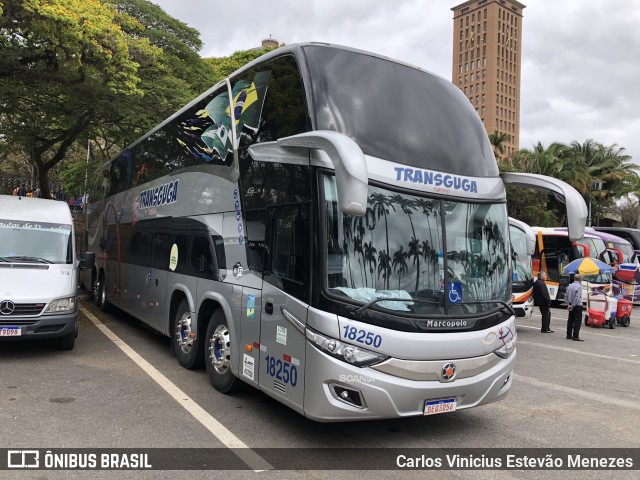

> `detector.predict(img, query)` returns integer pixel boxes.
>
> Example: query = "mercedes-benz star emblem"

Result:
[441,362,457,382]
[0,300,15,315]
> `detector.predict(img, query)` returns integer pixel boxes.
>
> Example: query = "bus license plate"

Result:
[424,398,456,415]
[0,327,21,337]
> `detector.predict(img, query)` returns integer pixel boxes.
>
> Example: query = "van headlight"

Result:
[306,328,388,367]
[44,296,76,315]
[493,337,516,359]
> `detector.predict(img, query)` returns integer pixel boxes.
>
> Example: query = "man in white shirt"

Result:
[564,274,584,341]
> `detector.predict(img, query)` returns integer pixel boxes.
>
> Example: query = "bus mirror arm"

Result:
[500,172,587,242]
[277,131,369,216]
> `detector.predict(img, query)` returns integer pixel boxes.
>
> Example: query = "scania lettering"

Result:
[82,44,586,420]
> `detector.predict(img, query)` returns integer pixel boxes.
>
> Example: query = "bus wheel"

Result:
[205,310,240,394]
[173,299,203,369]
[95,273,110,312]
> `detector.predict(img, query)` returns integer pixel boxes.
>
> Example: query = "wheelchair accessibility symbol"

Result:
[448,282,463,304]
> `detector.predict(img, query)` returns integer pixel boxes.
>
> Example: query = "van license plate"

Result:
[0,327,21,337]
[424,398,456,415]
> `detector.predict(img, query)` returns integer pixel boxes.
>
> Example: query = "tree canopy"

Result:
[0,0,213,198]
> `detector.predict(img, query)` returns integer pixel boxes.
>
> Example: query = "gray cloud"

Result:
[152,0,640,163]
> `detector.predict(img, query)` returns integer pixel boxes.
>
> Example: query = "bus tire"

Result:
[205,310,240,394]
[95,272,110,312]
[172,299,204,369]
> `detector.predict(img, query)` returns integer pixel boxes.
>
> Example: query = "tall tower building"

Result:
[452,0,525,157]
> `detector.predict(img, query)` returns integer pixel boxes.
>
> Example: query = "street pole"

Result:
[83,139,90,212]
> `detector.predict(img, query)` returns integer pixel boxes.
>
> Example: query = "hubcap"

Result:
[209,324,231,374]
[175,312,194,354]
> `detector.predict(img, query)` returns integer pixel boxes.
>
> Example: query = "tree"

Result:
[0,0,213,198]
[488,130,511,162]
[0,0,163,198]
[205,47,279,83]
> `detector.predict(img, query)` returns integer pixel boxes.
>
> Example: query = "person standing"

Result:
[533,271,553,332]
[565,274,584,341]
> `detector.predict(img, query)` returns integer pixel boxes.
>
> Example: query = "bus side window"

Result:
[265,204,310,302]
[244,210,267,272]
[190,236,216,279]
[151,232,172,270]
[128,231,151,266]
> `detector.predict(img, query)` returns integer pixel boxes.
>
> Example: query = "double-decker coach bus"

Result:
[83,44,586,421]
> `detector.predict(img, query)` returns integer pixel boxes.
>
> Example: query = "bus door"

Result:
[539,248,560,300]
[259,205,310,415]
[145,232,172,332]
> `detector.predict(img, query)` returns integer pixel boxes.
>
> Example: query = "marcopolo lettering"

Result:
[394,167,478,193]
[138,180,179,210]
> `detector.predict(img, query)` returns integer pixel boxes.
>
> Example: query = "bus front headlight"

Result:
[44,296,76,315]
[306,328,388,367]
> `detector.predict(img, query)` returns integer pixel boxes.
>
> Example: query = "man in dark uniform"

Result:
[533,271,553,332]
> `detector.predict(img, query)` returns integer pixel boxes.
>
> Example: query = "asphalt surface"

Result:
[1,296,639,480]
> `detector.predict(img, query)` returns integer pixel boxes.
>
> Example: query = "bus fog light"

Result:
[494,338,516,359]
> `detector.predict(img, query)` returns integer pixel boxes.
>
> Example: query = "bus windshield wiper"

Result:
[349,297,440,316]
[2,256,53,264]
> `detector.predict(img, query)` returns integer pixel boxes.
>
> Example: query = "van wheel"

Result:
[172,299,204,369]
[205,310,241,394]
[58,325,76,350]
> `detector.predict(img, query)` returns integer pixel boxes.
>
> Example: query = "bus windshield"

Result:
[322,175,510,317]
[0,219,72,264]
[510,226,533,284]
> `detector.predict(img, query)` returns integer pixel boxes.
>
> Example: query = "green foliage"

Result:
[502,140,638,227]
[0,0,212,198]
[205,47,276,83]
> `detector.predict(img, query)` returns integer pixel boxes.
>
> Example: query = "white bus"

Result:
[83,44,586,421]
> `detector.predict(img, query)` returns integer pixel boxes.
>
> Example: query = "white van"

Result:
[0,195,94,349]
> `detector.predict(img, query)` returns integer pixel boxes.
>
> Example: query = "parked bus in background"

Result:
[538,227,615,303]
[509,218,535,319]
[594,227,640,251]
[82,43,586,421]
[587,228,640,304]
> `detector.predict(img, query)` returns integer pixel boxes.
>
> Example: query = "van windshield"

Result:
[0,219,72,264]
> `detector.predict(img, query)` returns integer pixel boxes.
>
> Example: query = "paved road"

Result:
[1,298,639,479]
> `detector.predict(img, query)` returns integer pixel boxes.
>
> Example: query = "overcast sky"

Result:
[152,0,640,164]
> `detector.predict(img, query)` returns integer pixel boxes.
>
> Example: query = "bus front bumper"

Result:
[303,342,515,422]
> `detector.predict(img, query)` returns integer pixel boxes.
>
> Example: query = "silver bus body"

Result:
[82,44,587,420]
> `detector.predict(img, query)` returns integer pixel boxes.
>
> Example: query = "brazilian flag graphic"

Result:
[199,71,272,159]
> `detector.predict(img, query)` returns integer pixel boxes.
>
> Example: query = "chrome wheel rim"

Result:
[209,324,230,374]
[100,280,106,305]
[175,311,194,354]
